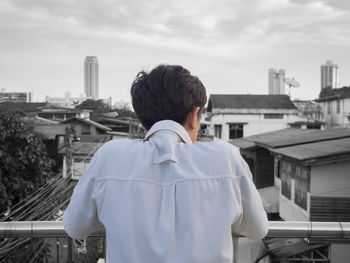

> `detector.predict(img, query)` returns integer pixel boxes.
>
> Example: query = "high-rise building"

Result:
[84,56,99,99]
[268,68,285,95]
[321,60,339,90]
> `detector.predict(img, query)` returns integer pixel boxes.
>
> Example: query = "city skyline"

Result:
[1,0,350,103]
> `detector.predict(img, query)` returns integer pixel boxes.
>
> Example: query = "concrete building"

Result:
[84,56,99,99]
[268,68,285,95]
[0,90,33,103]
[205,94,306,141]
[317,86,350,127]
[321,60,339,90]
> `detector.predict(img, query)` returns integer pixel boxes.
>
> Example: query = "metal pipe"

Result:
[0,221,350,239]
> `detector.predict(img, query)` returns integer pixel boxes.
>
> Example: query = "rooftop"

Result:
[318,86,350,101]
[62,117,112,131]
[0,102,47,112]
[208,94,297,112]
[230,127,350,149]
[270,137,350,165]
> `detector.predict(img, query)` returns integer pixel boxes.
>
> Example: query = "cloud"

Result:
[7,0,350,51]
[1,0,350,101]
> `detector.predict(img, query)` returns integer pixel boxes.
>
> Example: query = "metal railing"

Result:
[0,221,349,239]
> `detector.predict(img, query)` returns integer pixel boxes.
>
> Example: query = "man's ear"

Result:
[187,107,200,129]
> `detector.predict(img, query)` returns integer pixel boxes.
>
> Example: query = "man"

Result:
[63,65,268,262]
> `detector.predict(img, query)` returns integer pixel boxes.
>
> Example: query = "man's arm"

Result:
[232,149,269,240]
[63,151,102,240]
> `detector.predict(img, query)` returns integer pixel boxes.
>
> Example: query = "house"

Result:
[61,117,112,136]
[37,105,91,120]
[22,117,111,170]
[59,141,105,180]
[230,127,350,221]
[205,94,306,141]
[231,127,350,262]
[317,86,350,128]
[271,137,350,222]
[292,100,322,121]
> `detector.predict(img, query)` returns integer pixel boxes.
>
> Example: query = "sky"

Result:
[1,0,350,105]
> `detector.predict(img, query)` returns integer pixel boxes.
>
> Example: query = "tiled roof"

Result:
[318,86,350,101]
[208,94,297,111]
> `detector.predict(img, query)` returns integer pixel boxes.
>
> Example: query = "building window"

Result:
[336,99,340,114]
[229,124,243,139]
[281,161,291,199]
[264,114,284,119]
[295,166,309,210]
[327,101,331,114]
[214,125,222,139]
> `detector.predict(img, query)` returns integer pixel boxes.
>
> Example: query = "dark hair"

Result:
[130,65,207,130]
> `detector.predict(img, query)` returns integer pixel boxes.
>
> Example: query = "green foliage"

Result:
[0,111,54,213]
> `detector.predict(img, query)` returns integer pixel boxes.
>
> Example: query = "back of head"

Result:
[130,65,207,130]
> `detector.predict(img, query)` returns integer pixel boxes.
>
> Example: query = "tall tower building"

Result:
[321,60,339,90]
[268,68,285,95]
[84,56,99,99]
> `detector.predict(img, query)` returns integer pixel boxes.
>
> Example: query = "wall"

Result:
[319,97,350,127]
[279,194,309,221]
[311,161,350,197]
[208,111,305,141]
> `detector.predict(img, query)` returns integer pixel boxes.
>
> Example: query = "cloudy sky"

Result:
[1,0,350,104]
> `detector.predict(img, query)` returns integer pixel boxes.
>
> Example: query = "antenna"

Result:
[284,77,300,98]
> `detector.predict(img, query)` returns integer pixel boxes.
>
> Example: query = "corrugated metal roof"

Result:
[63,117,112,131]
[208,94,297,111]
[270,137,350,161]
[229,138,256,149]
[58,142,104,155]
[265,238,326,258]
[241,127,350,148]
[71,142,104,155]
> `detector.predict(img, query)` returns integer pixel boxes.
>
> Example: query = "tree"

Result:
[0,110,54,214]
[75,99,111,113]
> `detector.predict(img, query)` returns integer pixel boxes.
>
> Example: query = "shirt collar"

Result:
[144,120,192,144]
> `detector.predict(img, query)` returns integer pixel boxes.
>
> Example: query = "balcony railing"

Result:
[1,221,349,263]
[0,221,349,239]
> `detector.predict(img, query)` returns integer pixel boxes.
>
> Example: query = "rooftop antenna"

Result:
[284,78,300,98]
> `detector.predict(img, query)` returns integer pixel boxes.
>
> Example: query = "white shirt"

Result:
[63,120,268,263]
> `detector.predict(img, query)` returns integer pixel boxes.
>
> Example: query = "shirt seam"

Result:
[95,175,240,186]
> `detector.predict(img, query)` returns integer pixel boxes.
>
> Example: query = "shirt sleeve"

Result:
[63,151,102,240]
[231,149,269,240]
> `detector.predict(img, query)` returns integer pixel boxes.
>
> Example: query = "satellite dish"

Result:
[284,77,300,98]
[284,78,300,88]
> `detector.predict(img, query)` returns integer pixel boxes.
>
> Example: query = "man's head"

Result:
[130,65,207,141]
